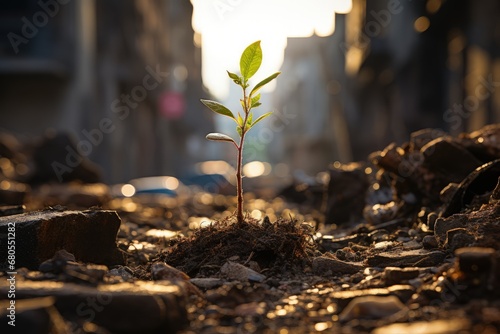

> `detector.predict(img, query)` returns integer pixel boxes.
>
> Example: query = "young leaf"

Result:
[227,71,241,85]
[250,72,281,97]
[236,126,242,137]
[251,94,261,108]
[206,133,236,144]
[250,112,273,128]
[240,41,262,80]
[200,99,236,121]
[246,112,253,126]
[237,113,244,127]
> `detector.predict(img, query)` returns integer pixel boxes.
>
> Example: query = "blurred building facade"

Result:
[0,0,213,183]
[272,0,500,175]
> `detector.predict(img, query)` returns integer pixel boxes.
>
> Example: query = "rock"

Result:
[410,128,447,150]
[190,278,224,289]
[312,256,364,276]
[107,266,135,282]
[0,297,68,334]
[35,182,110,208]
[324,162,370,224]
[421,137,482,184]
[455,247,496,277]
[383,267,420,285]
[0,204,25,217]
[320,233,369,252]
[0,208,124,269]
[331,285,414,309]
[422,235,438,249]
[0,280,188,333]
[220,262,266,282]
[434,215,468,246]
[442,159,500,217]
[338,295,407,322]
[366,249,445,267]
[445,228,475,251]
[28,131,101,184]
[372,318,471,334]
[151,262,190,281]
[39,249,77,273]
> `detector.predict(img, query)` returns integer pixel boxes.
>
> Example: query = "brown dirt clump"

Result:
[160,217,316,277]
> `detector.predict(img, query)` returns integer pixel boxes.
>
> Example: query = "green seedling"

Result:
[201,40,281,223]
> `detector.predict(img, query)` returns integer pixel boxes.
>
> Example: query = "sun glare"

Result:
[191,0,351,99]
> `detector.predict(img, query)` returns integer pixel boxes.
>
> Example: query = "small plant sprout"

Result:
[201,40,281,223]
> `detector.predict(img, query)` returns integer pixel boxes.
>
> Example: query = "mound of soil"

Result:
[160,217,316,277]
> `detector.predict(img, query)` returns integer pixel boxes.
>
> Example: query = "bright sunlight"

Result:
[191,0,352,99]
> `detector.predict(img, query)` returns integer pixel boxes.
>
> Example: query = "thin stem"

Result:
[236,83,251,223]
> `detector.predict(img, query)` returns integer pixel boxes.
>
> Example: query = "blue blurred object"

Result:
[180,173,233,194]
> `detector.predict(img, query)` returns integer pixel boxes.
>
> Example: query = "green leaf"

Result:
[236,126,242,137]
[237,113,244,127]
[250,112,273,128]
[239,99,245,110]
[246,112,253,126]
[227,71,241,85]
[250,72,281,97]
[206,133,236,144]
[251,94,261,108]
[240,41,262,80]
[200,99,236,121]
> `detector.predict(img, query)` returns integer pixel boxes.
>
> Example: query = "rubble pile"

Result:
[0,125,499,333]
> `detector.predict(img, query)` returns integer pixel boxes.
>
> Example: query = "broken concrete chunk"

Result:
[0,280,188,333]
[312,256,364,276]
[367,249,445,267]
[0,209,124,269]
[220,262,266,282]
[339,295,407,322]
[0,204,25,217]
[383,267,420,285]
[455,247,495,276]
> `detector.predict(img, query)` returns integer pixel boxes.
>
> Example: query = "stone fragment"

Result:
[325,162,370,224]
[455,247,495,277]
[366,249,445,267]
[220,261,266,282]
[322,233,370,252]
[0,280,188,333]
[434,215,468,246]
[421,137,482,184]
[332,285,414,309]
[151,262,190,281]
[312,256,364,276]
[383,267,420,285]
[35,182,110,208]
[422,235,438,249]
[0,297,68,334]
[372,318,471,334]
[190,278,224,289]
[0,209,124,269]
[0,204,25,217]
[445,228,475,251]
[29,132,101,184]
[107,266,135,282]
[339,295,407,322]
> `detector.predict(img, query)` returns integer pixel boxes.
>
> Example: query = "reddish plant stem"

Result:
[236,130,245,222]
[236,85,251,223]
